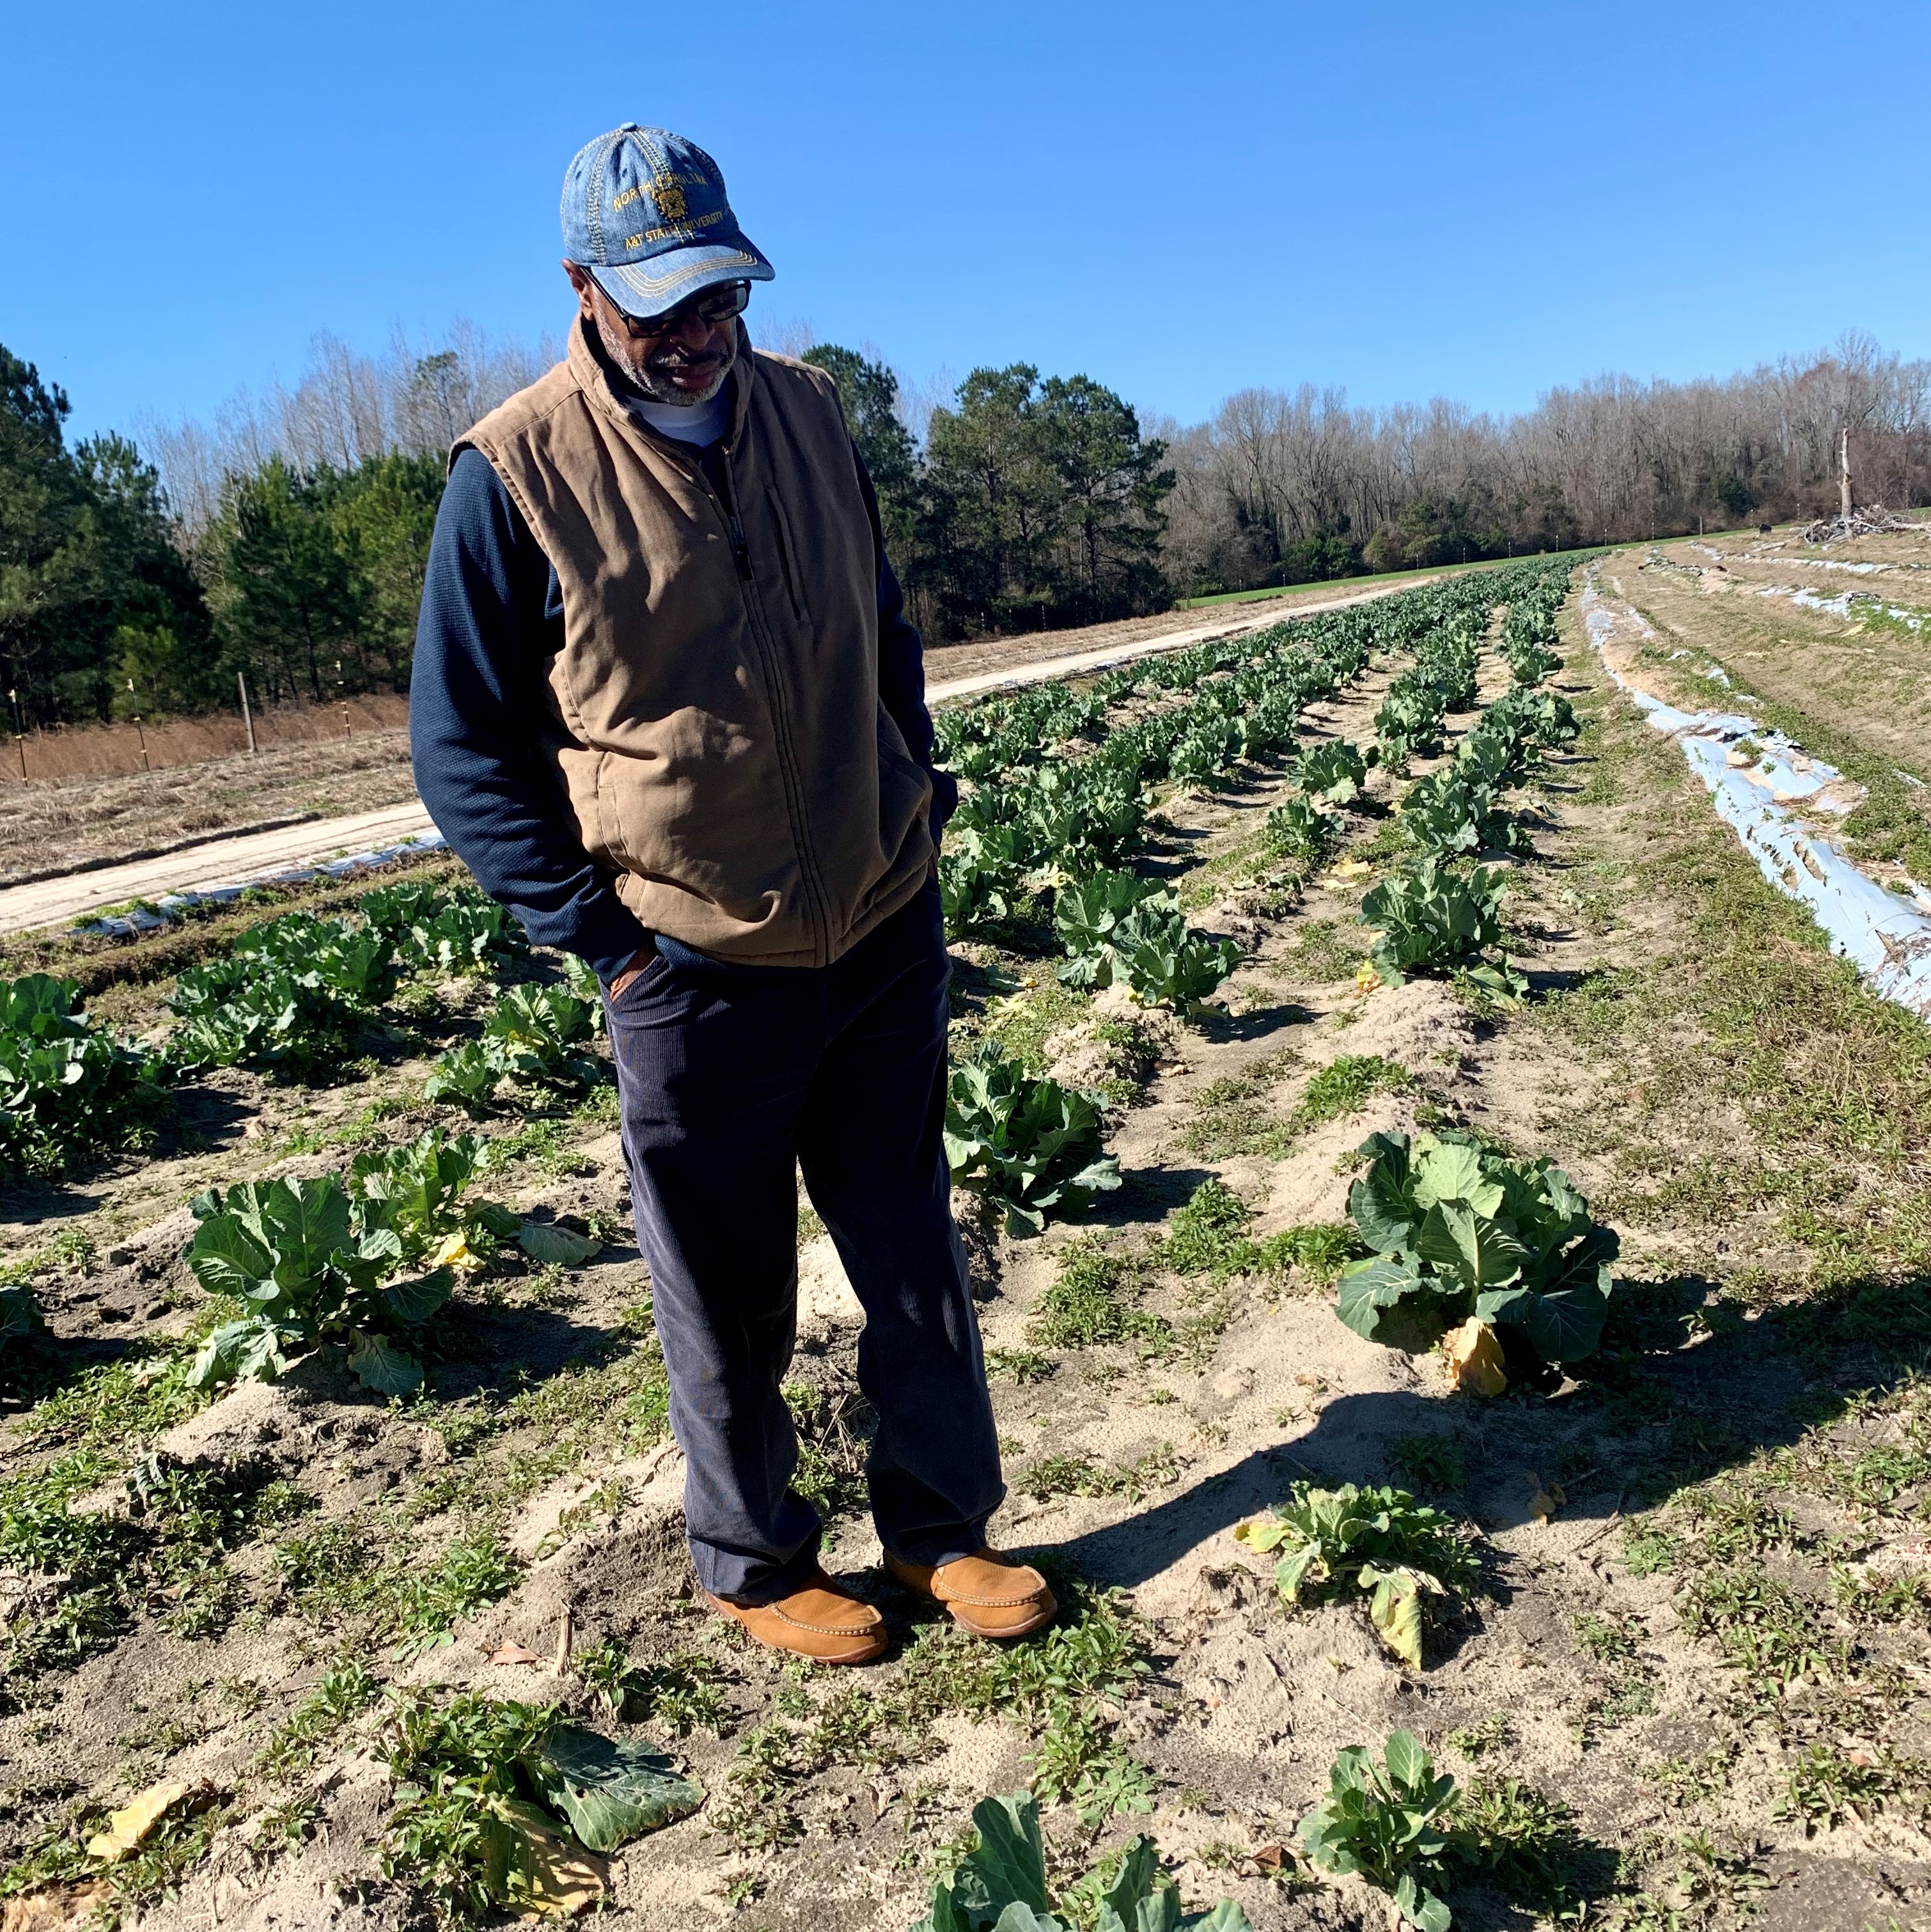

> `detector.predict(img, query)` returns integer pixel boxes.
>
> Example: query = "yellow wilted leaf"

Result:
[1352,961,1380,996]
[1526,1473,1566,1525]
[1363,1566,1424,1669]
[485,1797,610,1919]
[84,1781,191,1864]
[430,1231,485,1273]
[1443,1318,1506,1397]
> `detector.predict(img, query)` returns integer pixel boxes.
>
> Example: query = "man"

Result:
[410,124,1054,1664]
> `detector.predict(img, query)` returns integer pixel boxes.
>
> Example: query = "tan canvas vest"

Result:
[455,322,934,968]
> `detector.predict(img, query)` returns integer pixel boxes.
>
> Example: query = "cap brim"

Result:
[591,240,775,319]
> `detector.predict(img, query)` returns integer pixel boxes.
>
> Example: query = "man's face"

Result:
[564,263,739,407]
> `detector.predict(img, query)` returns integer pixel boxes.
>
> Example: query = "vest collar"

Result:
[567,316,757,460]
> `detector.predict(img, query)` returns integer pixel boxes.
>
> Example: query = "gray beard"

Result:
[593,311,736,407]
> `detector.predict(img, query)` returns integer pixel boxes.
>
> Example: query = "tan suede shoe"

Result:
[705,1568,887,1665]
[883,1548,1058,1638]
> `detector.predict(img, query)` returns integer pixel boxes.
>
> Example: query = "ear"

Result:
[561,260,597,317]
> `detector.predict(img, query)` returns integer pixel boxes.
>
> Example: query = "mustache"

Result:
[650,342,728,370]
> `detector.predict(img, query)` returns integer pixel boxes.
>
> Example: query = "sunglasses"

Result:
[604,279,751,341]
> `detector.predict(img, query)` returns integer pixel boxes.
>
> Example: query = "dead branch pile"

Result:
[1803,505,1925,544]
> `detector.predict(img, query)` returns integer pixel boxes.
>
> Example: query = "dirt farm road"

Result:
[0,574,1447,939]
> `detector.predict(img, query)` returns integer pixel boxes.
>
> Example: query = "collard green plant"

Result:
[1297,1732,1458,1932]
[357,878,445,939]
[0,973,163,1176]
[910,1792,1252,1932]
[232,911,398,1005]
[944,1041,1122,1237]
[1375,685,1447,768]
[423,1041,501,1108]
[184,1175,453,1395]
[1359,858,1523,1001]
[425,986,602,1106]
[1235,1482,1480,1668]
[166,961,340,1073]
[939,823,1032,935]
[1168,715,1245,789]
[1398,769,1529,860]
[348,1129,506,1261]
[165,909,398,1075]
[1337,1129,1618,1365]
[1294,739,1369,806]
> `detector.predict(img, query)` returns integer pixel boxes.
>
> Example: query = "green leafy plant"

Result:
[1262,794,1340,867]
[481,986,601,1087]
[1398,769,1529,860]
[357,878,445,938]
[1337,1129,1619,1365]
[382,1692,700,1923]
[1108,902,1243,1010]
[910,1791,1252,1932]
[398,890,529,977]
[1028,1700,1157,1825]
[939,823,1032,934]
[944,1041,1122,1237]
[1359,858,1523,1001]
[1294,738,1369,806]
[232,911,398,1005]
[166,958,347,1073]
[423,1041,501,1108]
[1054,872,1175,988]
[1235,1482,1479,1667]
[184,1175,453,1395]
[425,986,602,1106]
[0,974,162,1176]
[347,1128,531,1271]
[1297,1732,1458,1932]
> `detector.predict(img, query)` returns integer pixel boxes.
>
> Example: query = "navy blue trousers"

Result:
[606,883,1004,1601]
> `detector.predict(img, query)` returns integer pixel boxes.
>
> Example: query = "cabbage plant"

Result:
[1293,739,1368,805]
[0,974,162,1175]
[911,1793,1251,1932]
[1336,1129,1618,1365]
[943,1041,1121,1237]
[1359,858,1524,1001]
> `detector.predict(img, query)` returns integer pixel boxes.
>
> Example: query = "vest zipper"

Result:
[705,452,835,964]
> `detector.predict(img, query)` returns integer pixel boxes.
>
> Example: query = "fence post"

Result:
[238,671,257,755]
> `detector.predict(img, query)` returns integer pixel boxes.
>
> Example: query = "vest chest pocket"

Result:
[765,485,814,629]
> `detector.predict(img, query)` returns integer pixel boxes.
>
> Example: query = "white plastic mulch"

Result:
[70,832,448,939]
[1583,579,1931,1020]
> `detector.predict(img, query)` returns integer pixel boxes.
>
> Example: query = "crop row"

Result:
[0,880,606,1183]
[934,558,1581,1237]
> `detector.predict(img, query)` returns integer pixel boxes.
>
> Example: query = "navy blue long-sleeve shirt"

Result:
[409,441,954,982]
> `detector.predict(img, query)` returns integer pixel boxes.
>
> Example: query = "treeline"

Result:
[4,323,1928,732]
[1160,329,1931,594]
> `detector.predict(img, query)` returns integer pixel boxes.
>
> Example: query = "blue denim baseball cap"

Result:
[561,125,774,319]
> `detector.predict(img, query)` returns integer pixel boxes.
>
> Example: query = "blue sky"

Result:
[7,0,1930,447]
